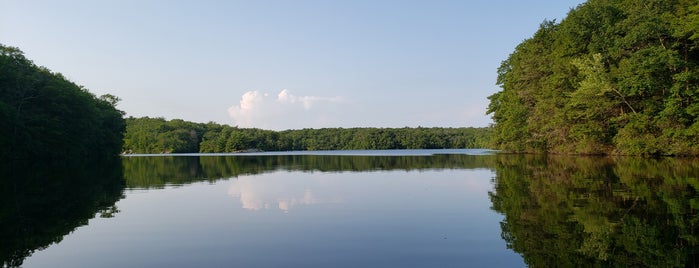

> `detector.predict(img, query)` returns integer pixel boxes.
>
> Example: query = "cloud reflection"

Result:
[227,170,494,213]
[228,174,340,213]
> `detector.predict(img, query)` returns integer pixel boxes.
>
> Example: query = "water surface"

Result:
[4,150,699,267]
[17,150,522,267]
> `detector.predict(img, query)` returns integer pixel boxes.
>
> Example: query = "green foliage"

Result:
[123,117,492,153]
[122,117,204,153]
[0,44,125,161]
[487,0,699,155]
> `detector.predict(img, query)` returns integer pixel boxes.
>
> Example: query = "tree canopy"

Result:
[0,44,126,161]
[122,117,492,154]
[487,0,699,155]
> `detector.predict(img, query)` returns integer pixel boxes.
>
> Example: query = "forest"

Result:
[487,0,699,155]
[0,45,125,162]
[122,117,491,154]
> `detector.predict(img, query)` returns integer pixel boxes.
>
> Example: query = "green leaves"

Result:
[487,0,699,155]
[0,44,125,161]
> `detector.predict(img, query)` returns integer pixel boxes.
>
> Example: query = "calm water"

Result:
[3,150,699,267]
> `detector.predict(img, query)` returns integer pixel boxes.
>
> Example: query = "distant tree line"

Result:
[0,44,125,161]
[122,117,492,154]
[487,0,699,155]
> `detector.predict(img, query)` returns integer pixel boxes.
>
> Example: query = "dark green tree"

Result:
[487,0,699,155]
[0,44,125,161]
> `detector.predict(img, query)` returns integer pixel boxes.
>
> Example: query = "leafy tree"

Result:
[0,44,125,161]
[487,0,699,155]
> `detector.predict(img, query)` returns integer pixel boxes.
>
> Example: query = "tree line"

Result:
[487,0,699,155]
[122,116,491,154]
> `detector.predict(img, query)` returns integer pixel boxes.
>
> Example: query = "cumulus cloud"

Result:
[227,89,345,130]
[277,89,343,110]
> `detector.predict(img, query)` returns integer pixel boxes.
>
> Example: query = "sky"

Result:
[0,0,585,130]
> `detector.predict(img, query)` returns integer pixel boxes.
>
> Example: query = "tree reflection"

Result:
[122,154,494,189]
[0,158,125,267]
[490,155,699,267]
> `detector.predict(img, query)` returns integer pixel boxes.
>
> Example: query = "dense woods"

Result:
[122,117,491,154]
[487,0,699,155]
[0,45,125,161]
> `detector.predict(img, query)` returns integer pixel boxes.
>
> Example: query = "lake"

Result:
[3,150,699,267]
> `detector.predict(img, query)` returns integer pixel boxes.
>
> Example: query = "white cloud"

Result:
[226,91,266,128]
[276,89,343,110]
[227,89,345,130]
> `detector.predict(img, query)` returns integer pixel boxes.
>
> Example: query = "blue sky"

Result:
[1,0,584,130]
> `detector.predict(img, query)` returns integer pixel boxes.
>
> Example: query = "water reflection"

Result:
[9,152,699,267]
[123,153,493,213]
[122,153,493,189]
[489,155,699,267]
[228,174,341,212]
[0,158,125,267]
